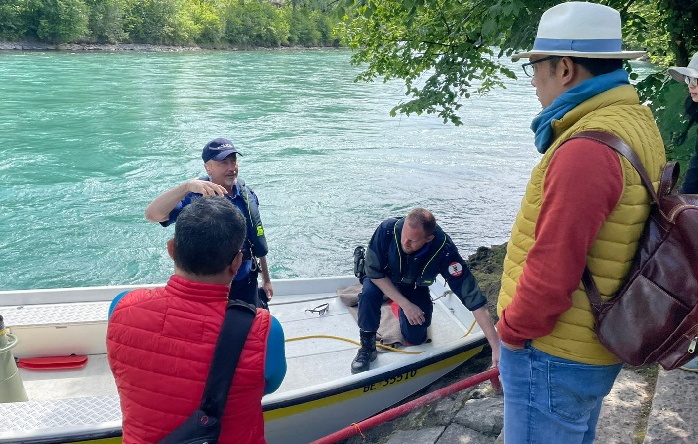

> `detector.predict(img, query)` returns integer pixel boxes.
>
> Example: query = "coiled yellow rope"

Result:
[284,319,477,355]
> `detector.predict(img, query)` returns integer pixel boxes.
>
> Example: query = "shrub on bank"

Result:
[0,0,340,47]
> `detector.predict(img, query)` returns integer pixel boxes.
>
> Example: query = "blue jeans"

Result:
[499,341,622,444]
[357,279,433,344]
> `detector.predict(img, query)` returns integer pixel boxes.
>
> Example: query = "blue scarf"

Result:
[531,69,630,153]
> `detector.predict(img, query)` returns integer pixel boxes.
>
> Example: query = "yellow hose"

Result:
[284,320,478,355]
[285,335,421,354]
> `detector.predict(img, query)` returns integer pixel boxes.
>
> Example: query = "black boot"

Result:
[351,331,377,374]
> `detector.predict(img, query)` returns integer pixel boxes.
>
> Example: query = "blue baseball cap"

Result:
[202,138,242,162]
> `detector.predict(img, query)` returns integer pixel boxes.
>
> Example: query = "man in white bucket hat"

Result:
[497,2,666,443]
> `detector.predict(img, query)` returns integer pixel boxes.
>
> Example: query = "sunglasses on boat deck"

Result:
[305,303,329,316]
[686,76,698,87]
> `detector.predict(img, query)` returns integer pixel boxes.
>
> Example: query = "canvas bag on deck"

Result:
[571,131,698,370]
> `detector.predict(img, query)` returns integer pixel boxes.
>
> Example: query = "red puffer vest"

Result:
[107,275,271,443]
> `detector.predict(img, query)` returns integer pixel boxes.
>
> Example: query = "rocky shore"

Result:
[0,41,205,51]
[0,41,335,51]
[337,243,697,444]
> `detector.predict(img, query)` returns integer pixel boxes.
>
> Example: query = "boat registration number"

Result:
[363,370,418,392]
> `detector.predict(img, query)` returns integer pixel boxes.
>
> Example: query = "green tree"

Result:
[0,0,41,40]
[337,0,698,136]
[224,0,289,47]
[338,0,544,125]
[124,0,178,44]
[1,0,338,48]
[625,1,698,163]
[35,0,89,43]
[313,9,338,46]
[288,7,321,46]
[189,0,224,44]
[86,0,127,43]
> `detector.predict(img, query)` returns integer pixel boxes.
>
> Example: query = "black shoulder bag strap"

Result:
[568,130,659,319]
[201,300,256,418]
[158,299,257,444]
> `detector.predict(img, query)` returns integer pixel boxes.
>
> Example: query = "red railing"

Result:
[311,367,501,444]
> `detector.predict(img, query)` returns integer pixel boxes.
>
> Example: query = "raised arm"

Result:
[144,180,227,222]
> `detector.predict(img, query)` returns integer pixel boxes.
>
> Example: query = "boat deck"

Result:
[0,277,481,442]
[273,290,467,393]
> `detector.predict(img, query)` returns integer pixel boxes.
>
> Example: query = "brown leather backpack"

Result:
[571,131,698,370]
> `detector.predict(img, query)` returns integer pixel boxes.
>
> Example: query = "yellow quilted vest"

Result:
[497,85,666,365]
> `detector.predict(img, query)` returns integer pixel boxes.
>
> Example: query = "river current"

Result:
[0,49,655,290]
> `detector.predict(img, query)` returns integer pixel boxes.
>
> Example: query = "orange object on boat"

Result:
[17,355,88,370]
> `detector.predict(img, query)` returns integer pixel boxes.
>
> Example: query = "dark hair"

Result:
[173,197,246,276]
[549,57,623,77]
[406,208,436,236]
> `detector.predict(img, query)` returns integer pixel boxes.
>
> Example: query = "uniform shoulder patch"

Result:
[448,262,463,277]
[256,225,264,236]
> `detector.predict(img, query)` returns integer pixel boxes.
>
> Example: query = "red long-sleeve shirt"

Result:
[498,139,623,346]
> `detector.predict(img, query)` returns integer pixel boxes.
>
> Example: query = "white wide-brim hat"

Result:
[512,2,646,61]
[668,52,698,82]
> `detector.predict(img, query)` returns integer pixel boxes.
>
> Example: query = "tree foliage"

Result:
[0,0,340,47]
[86,0,128,43]
[36,0,90,43]
[338,0,698,160]
[0,0,38,40]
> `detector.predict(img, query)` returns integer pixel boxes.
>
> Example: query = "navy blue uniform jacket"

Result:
[364,217,486,311]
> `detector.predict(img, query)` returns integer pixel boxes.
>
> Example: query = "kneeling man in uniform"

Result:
[351,208,500,373]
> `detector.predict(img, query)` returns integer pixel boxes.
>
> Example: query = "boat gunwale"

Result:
[0,276,359,307]
[0,422,122,444]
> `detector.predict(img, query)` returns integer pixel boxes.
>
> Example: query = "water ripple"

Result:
[0,50,657,290]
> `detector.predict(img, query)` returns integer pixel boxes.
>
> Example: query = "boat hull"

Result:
[264,343,485,444]
[0,276,489,443]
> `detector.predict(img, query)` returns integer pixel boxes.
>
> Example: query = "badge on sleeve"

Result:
[448,262,463,277]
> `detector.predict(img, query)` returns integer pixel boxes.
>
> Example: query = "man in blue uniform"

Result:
[145,137,273,307]
[351,208,500,373]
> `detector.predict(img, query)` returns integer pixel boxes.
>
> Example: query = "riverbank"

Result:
[0,42,198,51]
[336,243,697,444]
[0,41,339,51]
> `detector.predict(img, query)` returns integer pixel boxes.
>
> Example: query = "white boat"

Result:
[0,276,489,444]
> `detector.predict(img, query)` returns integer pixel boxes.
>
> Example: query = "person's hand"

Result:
[186,179,227,197]
[262,280,274,301]
[401,301,426,325]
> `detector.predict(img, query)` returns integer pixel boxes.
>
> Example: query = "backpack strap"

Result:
[199,299,256,419]
[568,131,663,317]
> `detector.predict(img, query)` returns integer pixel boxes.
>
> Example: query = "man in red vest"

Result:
[107,197,286,443]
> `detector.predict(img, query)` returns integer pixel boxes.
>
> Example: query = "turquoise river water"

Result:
[0,49,656,290]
